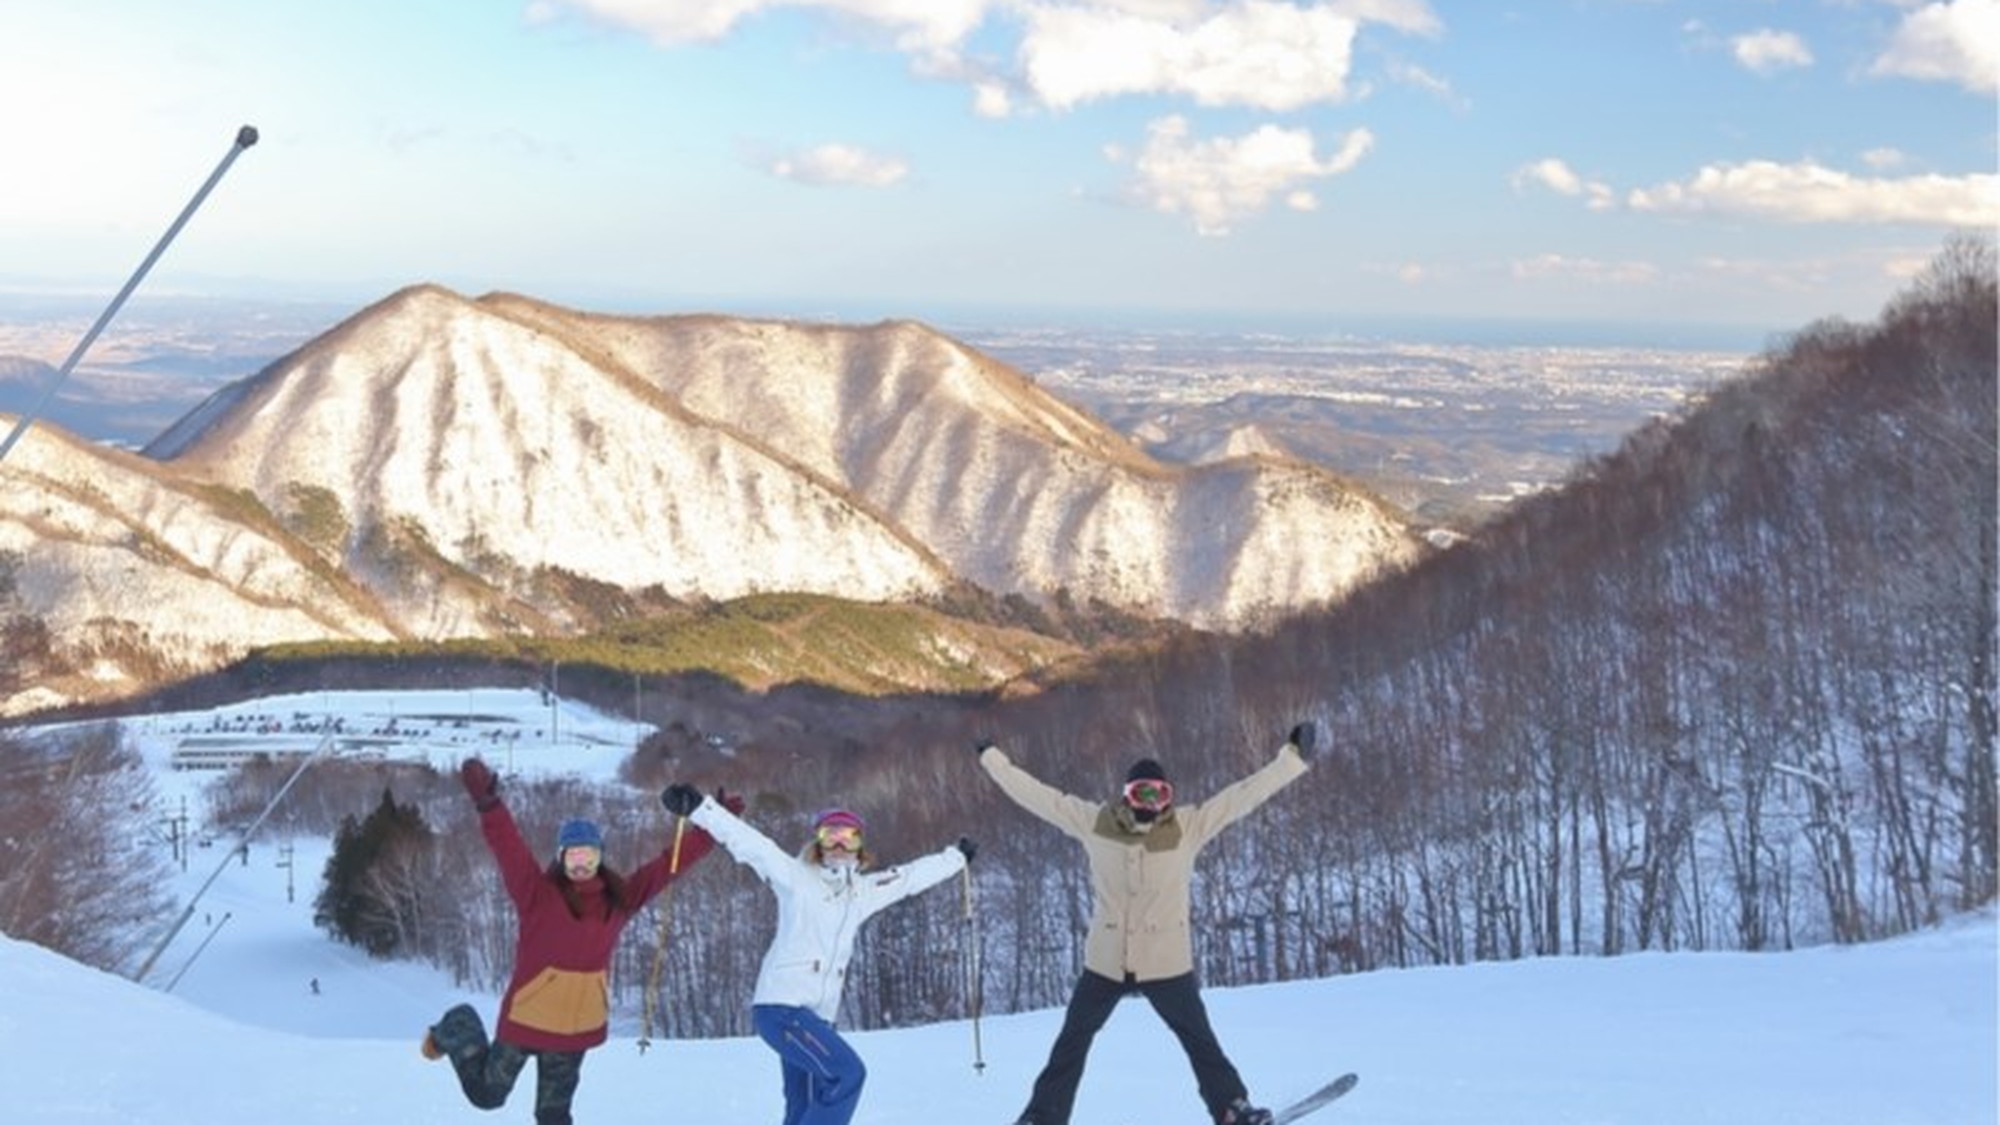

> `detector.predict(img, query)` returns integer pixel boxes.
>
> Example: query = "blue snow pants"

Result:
[751,1003,867,1125]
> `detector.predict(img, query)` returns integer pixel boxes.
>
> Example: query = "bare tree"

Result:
[0,725,176,972]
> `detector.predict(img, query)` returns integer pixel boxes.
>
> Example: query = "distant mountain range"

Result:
[0,285,1424,714]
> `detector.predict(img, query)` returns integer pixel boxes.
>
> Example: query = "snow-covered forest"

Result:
[0,241,1994,1049]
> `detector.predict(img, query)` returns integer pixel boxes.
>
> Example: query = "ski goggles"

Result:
[562,845,602,875]
[1122,778,1174,812]
[815,824,864,851]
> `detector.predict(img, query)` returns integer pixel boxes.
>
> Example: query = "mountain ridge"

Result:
[0,284,1423,714]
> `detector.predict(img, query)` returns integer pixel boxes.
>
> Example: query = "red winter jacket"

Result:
[479,800,720,1052]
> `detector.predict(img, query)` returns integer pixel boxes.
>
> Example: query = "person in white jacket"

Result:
[660,783,973,1125]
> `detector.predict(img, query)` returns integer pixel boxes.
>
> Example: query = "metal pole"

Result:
[132,726,329,983]
[0,124,259,464]
[164,910,233,993]
[961,863,986,1073]
[638,815,689,1054]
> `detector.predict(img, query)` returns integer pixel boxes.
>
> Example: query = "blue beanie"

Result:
[556,818,604,853]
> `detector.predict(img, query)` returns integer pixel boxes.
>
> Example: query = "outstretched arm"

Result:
[670,786,800,887]
[1180,723,1316,844]
[856,841,969,917]
[974,743,1100,838]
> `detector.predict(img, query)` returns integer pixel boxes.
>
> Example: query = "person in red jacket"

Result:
[422,757,735,1125]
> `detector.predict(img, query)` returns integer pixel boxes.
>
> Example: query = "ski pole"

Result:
[0,124,258,465]
[961,862,986,1074]
[638,813,687,1054]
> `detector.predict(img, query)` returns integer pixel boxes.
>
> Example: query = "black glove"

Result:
[972,740,996,758]
[460,758,500,811]
[1288,721,1319,761]
[661,783,704,818]
[956,836,978,863]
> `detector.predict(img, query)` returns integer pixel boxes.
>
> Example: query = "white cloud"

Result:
[1515,158,1584,195]
[1870,0,2000,93]
[1019,1,1365,111]
[909,44,1019,117]
[1860,147,1907,170]
[1510,254,1660,286]
[972,81,1014,119]
[1325,0,1442,36]
[765,143,910,187]
[1078,0,1210,17]
[533,0,1442,113]
[1730,29,1814,75]
[1512,158,1616,211]
[529,0,762,44]
[1385,60,1465,108]
[535,0,992,51]
[1694,249,1938,295]
[1627,160,2000,226]
[1118,116,1374,235]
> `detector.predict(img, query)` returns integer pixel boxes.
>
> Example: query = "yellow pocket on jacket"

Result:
[508,967,610,1036]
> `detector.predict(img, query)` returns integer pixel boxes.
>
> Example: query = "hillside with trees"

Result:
[955,236,1996,984]
[3,238,1991,1039]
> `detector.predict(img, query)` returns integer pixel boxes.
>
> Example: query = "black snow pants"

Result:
[1015,969,1248,1125]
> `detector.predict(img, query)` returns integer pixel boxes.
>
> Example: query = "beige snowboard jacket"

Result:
[979,742,1309,982]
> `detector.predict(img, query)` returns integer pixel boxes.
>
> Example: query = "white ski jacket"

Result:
[689,796,966,1022]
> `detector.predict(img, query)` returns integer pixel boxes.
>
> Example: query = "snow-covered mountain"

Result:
[0,286,1422,713]
[0,423,402,715]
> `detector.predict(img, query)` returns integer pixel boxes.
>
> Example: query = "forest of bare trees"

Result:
[953,235,1997,1001]
[0,726,175,970]
[2,238,1991,1041]
[713,234,1989,1031]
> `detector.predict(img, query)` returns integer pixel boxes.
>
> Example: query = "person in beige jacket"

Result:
[973,722,1318,1125]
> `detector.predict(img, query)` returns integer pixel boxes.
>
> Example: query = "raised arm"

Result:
[1178,722,1317,845]
[664,783,801,887]
[461,757,543,908]
[974,742,1101,838]
[624,790,741,905]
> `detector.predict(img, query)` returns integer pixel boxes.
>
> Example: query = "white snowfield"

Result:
[3,908,1992,1125]
[5,689,1995,1124]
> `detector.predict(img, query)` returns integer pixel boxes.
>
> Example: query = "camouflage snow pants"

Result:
[432,1003,586,1125]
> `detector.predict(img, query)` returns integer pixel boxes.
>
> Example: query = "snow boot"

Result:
[1219,1097,1274,1125]
[424,1003,489,1063]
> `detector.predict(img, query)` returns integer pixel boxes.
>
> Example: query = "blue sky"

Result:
[0,0,1993,340]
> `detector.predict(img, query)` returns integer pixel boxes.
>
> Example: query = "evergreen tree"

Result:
[313,787,434,956]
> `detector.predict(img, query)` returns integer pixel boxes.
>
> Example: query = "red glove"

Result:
[716,787,746,816]
[460,758,500,811]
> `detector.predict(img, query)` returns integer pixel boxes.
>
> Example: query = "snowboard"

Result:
[1272,1072,1359,1125]
[1120,1074,1359,1125]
